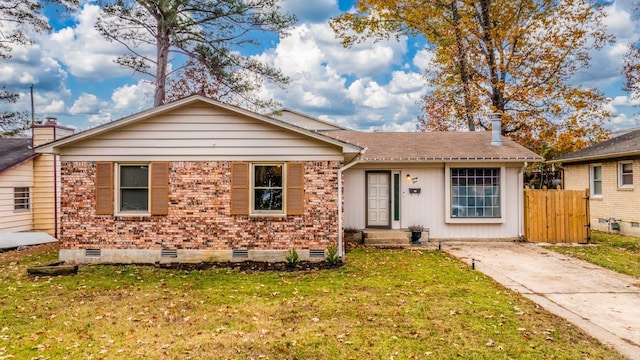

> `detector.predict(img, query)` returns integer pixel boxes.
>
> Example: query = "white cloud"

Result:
[41,100,66,114]
[111,81,154,112]
[47,4,153,80]
[70,93,103,115]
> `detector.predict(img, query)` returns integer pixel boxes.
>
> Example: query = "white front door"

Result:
[367,172,390,227]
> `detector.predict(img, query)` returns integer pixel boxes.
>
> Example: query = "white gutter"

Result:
[337,148,366,259]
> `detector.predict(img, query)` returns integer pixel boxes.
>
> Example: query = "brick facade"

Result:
[60,161,341,253]
[563,159,640,236]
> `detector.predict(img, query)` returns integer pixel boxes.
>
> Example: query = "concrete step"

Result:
[364,230,410,247]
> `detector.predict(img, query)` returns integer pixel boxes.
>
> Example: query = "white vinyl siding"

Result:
[343,163,521,240]
[0,160,34,232]
[56,106,344,162]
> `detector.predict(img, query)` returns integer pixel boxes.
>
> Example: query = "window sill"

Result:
[617,186,634,191]
[13,209,31,213]
[249,213,287,218]
[446,217,505,224]
[115,211,151,218]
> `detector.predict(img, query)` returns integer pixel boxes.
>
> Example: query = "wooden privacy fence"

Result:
[524,188,590,244]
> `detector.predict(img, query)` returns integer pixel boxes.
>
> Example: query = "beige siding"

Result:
[32,154,58,236]
[564,160,640,236]
[59,106,344,161]
[343,162,523,240]
[0,161,34,232]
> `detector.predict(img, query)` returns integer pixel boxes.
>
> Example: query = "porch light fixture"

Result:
[406,174,418,183]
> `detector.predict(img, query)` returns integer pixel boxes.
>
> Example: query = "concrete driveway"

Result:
[443,242,640,360]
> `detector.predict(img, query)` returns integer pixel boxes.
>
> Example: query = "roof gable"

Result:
[551,128,640,163]
[36,95,362,157]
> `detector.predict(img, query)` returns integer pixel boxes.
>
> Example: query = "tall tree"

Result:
[0,0,78,137]
[0,88,29,137]
[331,0,613,156]
[623,1,640,109]
[96,0,296,108]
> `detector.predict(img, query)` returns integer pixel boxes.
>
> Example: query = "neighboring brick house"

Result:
[549,129,640,237]
[37,95,542,264]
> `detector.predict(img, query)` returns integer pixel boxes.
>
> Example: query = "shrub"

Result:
[285,248,299,268]
[325,244,341,265]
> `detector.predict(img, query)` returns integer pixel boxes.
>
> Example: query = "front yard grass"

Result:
[545,231,640,278]
[0,245,623,359]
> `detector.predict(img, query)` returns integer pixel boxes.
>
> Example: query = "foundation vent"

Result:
[161,249,178,258]
[309,249,326,258]
[632,222,639,228]
[85,249,101,257]
[232,249,249,259]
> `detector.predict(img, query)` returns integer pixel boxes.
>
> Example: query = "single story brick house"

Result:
[549,128,640,237]
[37,95,541,264]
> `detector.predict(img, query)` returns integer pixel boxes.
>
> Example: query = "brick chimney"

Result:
[32,117,74,147]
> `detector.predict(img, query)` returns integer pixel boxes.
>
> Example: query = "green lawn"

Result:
[0,245,622,359]
[545,231,640,278]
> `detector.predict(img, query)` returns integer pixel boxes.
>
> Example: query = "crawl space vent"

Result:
[309,249,325,258]
[161,249,178,258]
[85,249,101,257]
[632,222,639,228]
[232,249,249,259]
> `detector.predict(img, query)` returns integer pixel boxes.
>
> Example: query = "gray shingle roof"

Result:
[550,128,640,163]
[321,131,542,162]
[0,138,37,172]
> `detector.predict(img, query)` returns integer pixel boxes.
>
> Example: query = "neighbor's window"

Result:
[591,164,602,197]
[14,187,30,211]
[252,164,283,213]
[618,161,633,188]
[451,168,500,218]
[119,164,149,212]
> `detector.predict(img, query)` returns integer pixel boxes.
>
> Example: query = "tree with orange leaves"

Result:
[331,0,613,157]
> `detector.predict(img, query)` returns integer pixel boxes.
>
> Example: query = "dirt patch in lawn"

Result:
[0,242,59,262]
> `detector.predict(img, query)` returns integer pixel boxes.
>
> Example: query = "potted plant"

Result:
[408,225,423,244]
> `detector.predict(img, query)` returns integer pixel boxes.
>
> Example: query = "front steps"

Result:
[364,229,429,248]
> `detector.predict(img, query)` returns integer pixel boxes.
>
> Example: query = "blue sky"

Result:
[1,0,638,133]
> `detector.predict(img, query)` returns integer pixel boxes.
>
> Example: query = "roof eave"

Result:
[548,150,640,164]
[358,157,543,163]
[0,153,40,173]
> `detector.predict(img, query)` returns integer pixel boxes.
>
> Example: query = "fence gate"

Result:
[524,188,590,244]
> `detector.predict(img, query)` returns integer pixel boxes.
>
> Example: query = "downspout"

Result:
[337,148,366,259]
[53,126,58,238]
[518,161,527,239]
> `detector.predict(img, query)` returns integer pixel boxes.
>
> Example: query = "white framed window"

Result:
[251,163,284,215]
[117,164,150,214]
[445,165,505,224]
[451,168,501,218]
[590,164,602,197]
[14,187,30,211]
[618,161,633,188]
